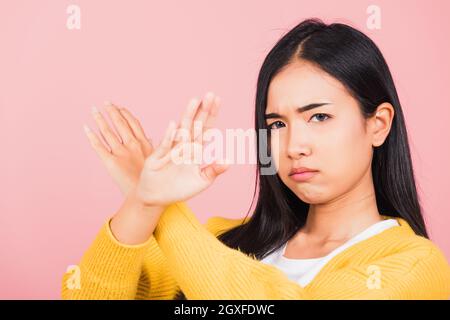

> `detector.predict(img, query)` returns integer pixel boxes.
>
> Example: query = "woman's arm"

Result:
[61,199,175,300]
[109,190,165,246]
[61,179,174,299]
[61,198,243,299]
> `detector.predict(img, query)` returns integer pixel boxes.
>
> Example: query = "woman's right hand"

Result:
[134,92,231,207]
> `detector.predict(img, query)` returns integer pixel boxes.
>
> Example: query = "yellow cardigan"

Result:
[61,201,450,299]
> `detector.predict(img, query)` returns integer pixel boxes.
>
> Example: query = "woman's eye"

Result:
[267,114,331,129]
[310,113,331,122]
[267,120,285,130]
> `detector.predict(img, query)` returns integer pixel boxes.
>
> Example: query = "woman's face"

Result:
[265,59,375,205]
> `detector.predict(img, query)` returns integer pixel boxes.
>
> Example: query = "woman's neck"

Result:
[302,191,383,243]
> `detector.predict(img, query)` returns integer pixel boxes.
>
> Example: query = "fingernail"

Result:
[190,98,199,106]
[91,106,99,114]
[83,124,91,134]
[205,91,214,100]
[104,101,113,107]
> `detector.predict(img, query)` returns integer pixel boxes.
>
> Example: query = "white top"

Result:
[260,218,399,287]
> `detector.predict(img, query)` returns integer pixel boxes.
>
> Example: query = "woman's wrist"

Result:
[109,188,166,245]
[126,187,166,215]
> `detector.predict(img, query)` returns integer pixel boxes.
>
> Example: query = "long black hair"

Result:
[173,17,428,300]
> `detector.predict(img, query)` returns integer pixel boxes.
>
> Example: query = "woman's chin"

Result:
[290,186,326,204]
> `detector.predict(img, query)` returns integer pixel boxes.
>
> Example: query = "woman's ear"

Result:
[370,102,395,147]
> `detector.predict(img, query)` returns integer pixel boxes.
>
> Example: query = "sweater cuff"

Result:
[77,217,157,290]
[105,216,155,249]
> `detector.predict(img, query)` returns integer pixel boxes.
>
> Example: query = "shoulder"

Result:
[383,217,449,263]
[204,215,250,237]
[384,229,450,279]
[410,236,450,270]
[402,235,450,297]
[388,227,447,259]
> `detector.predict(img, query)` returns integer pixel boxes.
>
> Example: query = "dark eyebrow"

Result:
[265,103,331,120]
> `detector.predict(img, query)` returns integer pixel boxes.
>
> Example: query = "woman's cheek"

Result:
[314,140,351,191]
[327,142,367,194]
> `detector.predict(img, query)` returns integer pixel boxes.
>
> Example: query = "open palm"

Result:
[136,93,230,206]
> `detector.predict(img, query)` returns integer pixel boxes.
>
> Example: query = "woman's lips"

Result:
[289,170,318,182]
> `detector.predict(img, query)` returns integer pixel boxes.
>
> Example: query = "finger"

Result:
[104,102,135,145]
[91,106,123,152]
[151,121,178,159]
[83,124,112,162]
[148,141,184,171]
[118,107,154,156]
[200,158,230,183]
[192,92,215,144]
[174,98,201,143]
[118,107,150,142]
[199,95,220,148]
[204,95,220,132]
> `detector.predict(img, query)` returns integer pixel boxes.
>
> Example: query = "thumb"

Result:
[200,158,231,183]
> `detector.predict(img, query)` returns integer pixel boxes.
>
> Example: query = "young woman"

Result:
[62,18,450,299]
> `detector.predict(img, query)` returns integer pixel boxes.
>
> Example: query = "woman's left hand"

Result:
[83,102,154,196]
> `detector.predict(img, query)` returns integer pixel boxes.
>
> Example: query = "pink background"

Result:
[0,0,449,299]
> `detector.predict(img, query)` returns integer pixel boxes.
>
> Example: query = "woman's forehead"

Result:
[267,61,349,112]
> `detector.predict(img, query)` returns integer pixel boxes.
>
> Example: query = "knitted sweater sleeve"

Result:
[153,201,450,300]
[61,202,227,300]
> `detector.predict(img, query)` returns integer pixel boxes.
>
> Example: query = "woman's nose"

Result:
[286,125,312,159]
